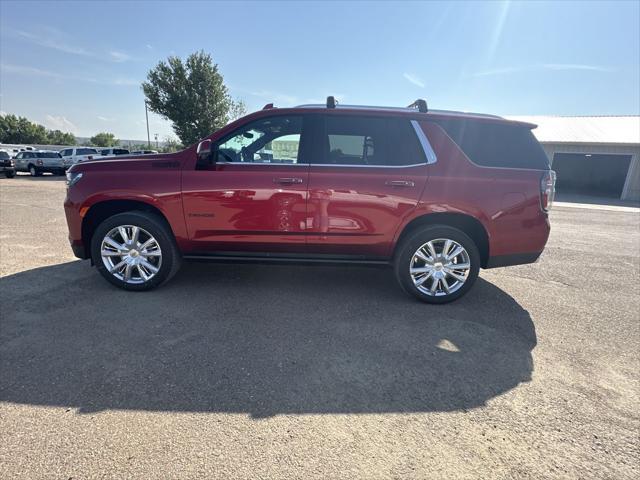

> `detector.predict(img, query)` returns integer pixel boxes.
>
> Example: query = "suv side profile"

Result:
[59,147,100,169]
[64,98,554,303]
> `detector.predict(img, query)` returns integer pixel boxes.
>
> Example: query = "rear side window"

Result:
[432,119,549,170]
[113,149,129,155]
[40,152,61,158]
[319,115,426,166]
[77,148,97,155]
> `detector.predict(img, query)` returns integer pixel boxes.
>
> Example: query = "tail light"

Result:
[540,170,556,211]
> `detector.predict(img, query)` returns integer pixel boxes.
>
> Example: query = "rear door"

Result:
[305,114,431,257]
[181,114,311,253]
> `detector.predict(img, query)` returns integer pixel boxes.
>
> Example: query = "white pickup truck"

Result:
[59,147,100,169]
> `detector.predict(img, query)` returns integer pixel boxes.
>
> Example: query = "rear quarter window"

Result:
[432,119,550,170]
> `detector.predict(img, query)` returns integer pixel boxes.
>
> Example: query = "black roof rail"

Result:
[407,99,428,113]
[326,96,337,109]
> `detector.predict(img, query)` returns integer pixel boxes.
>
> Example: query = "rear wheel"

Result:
[91,211,182,291]
[4,170,15,178]
[394,225,480,304]
[28,165,41,177]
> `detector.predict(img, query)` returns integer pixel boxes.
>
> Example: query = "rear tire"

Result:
[394,225,480,304]
[91,211,182,291]
[4,171,15,178]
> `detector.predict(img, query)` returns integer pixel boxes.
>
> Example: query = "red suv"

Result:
[64,98,554,303]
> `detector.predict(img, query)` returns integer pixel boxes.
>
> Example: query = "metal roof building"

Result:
[508,116,640,202]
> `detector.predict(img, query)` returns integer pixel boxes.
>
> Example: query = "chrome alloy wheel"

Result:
[100,225,162,284]
[409,238,471,297]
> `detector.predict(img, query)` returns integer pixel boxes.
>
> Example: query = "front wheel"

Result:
[4,170,15,178]
[91,211,182,291]
[394,225,480,304]
[29,165,41,177]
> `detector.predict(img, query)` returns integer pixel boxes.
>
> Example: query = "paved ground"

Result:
[1,175,638,479]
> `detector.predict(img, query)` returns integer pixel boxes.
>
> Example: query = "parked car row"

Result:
[0,146,160,177]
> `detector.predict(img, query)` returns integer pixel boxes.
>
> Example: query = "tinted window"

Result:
[318,116,426,166]
[38,152,62,158]
[0,151,10,160]
[77,148,97,155]
[431,119,549,170]
[206,115,303,168]
[113,149,129,155]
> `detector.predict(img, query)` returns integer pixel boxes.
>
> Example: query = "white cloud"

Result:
[473,64,612,77]
[1,63,139,87]
[109,50,132,62]
[97,116,115,122]
[403,73,425,88]
[43,115,77,133]
[16,29,91,57]
[146,44,153,50]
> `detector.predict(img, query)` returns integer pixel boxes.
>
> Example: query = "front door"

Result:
[305,114,430,257]
[181,114,310,253]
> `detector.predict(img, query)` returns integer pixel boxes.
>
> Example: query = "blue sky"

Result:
[1,0,638,140]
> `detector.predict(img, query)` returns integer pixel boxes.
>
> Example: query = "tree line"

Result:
[0,114,76,145]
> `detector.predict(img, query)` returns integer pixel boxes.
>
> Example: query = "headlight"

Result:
[66,171,83,187]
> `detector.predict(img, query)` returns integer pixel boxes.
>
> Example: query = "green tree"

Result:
[0,114,49,144]
[142,50,244,146]
[47,129,76,145]
[90,132,118,147]
[161,136,183,153]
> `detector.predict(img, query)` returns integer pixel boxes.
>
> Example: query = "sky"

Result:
[0,0,638,141]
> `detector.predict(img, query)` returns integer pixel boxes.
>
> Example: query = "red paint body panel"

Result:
[181,162,308,253]
[306,164,428,256]
[64,106,551,266]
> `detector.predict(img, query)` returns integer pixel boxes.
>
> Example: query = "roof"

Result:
[506,115,640,145]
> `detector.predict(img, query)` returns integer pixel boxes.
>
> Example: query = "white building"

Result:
[509,116,640,202]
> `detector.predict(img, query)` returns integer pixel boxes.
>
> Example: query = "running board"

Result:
[183,252,391,266]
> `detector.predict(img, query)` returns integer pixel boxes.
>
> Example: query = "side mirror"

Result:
[197,139,213,162]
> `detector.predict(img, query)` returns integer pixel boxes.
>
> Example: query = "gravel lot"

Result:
[1,175,638,479]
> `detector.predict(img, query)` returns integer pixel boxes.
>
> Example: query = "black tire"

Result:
[4,171,15,178]
[28,165,41,177]
[91,211,182,291]
[394,225,480,304]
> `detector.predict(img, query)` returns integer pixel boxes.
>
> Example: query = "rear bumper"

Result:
[485,251,542,269]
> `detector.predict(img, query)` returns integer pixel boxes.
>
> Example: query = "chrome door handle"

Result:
[274,177,304,184]
[385,180,415,187]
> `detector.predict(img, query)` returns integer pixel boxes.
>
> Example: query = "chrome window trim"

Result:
[411,120,437,164]
[308,163,427,169]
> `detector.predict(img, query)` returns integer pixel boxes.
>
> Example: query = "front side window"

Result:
[318,115,426,166]
[212,115,303,166]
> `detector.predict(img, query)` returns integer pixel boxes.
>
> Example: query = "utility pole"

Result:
[145,101,151,148]
[154,133,159,150]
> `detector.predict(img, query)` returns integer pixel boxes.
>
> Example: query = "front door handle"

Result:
[385,180,415,187]
[274,177,304,185]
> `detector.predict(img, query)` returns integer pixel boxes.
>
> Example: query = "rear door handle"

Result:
[385,180,415,187]
[274,177,304,185]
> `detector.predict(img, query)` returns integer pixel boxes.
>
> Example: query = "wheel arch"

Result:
[81,199,174,258]
[394,213,490,268]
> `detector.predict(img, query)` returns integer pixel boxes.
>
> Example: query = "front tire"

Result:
[394,225,480,304]
[91,211,182,291]
[29,165,41,177]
